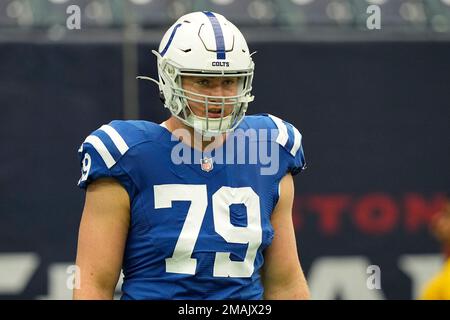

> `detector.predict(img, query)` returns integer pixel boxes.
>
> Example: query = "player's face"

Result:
[181,76,239,118]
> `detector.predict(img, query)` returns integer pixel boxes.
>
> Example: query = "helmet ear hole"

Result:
[159,91,166,104]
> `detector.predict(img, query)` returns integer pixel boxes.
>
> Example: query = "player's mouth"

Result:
[206,108,224,118]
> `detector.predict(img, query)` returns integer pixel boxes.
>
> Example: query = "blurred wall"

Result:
[0,40,449,299]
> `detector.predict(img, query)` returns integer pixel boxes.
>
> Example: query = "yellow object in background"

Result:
[420,259,450,300]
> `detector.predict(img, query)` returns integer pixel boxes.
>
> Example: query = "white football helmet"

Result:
[138,11,255,135]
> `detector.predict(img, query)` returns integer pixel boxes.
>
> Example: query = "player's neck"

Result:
[164,116,227,152]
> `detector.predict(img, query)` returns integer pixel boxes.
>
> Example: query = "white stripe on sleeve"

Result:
[290,125,302,157]
[268,114,288,147]
[99,125,129,155]
[84,135,116,168]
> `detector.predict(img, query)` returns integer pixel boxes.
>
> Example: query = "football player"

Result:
[73,11,309,300]
[420,200,450,300]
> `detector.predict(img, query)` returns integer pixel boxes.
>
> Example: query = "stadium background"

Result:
[0,0,449,299]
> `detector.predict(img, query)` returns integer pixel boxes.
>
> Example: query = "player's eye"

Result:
[196,79,210,86]
[222,79,236,86]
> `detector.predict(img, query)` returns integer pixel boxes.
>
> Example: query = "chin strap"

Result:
[187,113,233,134]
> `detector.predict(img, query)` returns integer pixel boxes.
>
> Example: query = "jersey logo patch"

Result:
[200,157,214,172]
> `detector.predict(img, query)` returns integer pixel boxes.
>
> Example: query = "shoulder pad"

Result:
[243,114,303,157]
[79,120,164,169]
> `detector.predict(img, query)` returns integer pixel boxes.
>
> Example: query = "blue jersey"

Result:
[77,114,306,300]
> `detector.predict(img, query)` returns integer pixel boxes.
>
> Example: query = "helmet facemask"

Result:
[158,53,254,136]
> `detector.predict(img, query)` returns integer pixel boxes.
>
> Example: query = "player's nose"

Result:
[208,83,226,97]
